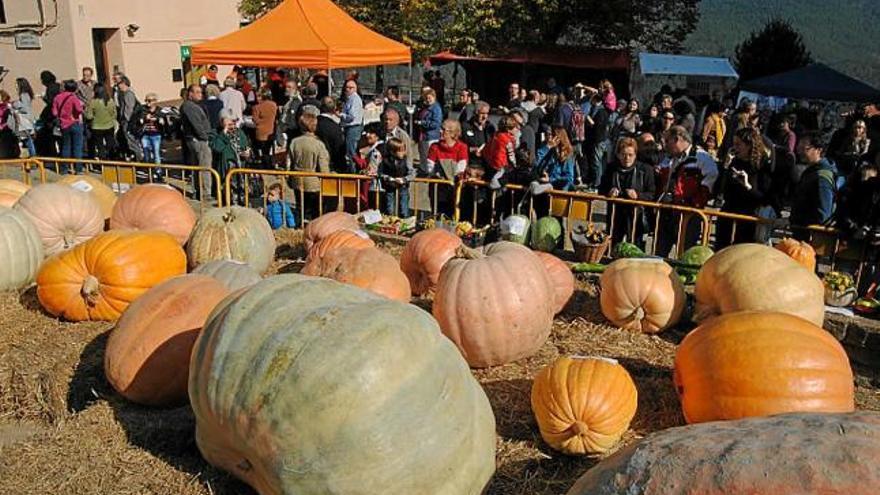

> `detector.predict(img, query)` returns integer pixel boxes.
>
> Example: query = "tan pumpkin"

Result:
[0,207,44,290]
[674,311,854,424]
[400,228,463,297]
[14,183,104,255]
[186,207,276,273]
[694,243,825,326]
[535,251,575,314]
[36,230,187,321]
[531,356,638,455]
[303,211,359,250]
[433,241,555,368]
[301,246,411,302]
[57,174,117,219]
[110,184,196,244]
[105,274,230,406]
[775,237,816,272]
[306,228,374,262]
[600,258,685,333]
[0,179,30,208]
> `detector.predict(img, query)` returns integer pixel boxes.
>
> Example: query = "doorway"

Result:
[92,28,121,84]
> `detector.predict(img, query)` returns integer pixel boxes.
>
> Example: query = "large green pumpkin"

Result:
[500,214,530,245]
[189,274,496,495]
[530,216,562,252]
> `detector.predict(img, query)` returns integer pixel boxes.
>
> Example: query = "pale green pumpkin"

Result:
[186,207,275,273]
[0,207,44,290]
[189,274,496,495]
[192,259,262,292]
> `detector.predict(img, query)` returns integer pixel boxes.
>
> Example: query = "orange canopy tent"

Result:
[191,0,411,69]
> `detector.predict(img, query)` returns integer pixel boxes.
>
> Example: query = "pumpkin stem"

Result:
[454,245,484,260]
[222,209,236,223]
[81,275,100,306]
[632,306,645,322]
[569,421,590,436]
[62,230,76,249]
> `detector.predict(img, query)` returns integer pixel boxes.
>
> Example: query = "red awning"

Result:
[429,47,630,71]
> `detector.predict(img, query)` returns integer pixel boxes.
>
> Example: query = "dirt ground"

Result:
[1,231,878,495]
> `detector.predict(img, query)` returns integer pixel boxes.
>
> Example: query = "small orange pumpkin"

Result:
[600,258,686,334]
[301,246,411,302]
[36,230,187,321]
[531,356,638,455]
[399,228,463,297]
[303,211,359,250]
[105,274,230,406]
[110,184,196,245]
[534,252,575,314]
[775,237,816,272]
[307,229,374,262]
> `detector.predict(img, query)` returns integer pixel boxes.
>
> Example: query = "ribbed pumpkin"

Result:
[36,230,187,321]
[433,241,555,368]
[105,274,230,406]
[189,275,496,495]
[531,356,638,455]
[600,258,685,334]
[400,228,463,296]
[303,211,359,250]
[302,246,411,302]
[306,228,374,262]
[192,260,262,292]
[694,243,824,326]
[57,174,117,220]
[775,237,817,272]
[110,184,196,245]
[0,207,44,290]
[674,311,854,424]
[187,207,275,273]
[535,251,575,313]
[0,179,30,208]
[14,183,104,255]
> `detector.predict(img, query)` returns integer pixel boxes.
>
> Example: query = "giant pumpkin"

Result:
[433,242,555,368]
[0,179,30,208]
[301,246,410,302]
[694,243,824,326]
[306,228,374,262]
[36,230,187,321]
[189,274,496,495]
[775,237,817,272]
[600,258,685,333]
[531,356,637,455]
[674,311,854,424]
[534,251,575,314]
[109,184,196,244]
[399,228,462,297]
[0,207,44,290]
[57,174,117,220]
[303,211,359,250]
[187,207,275,273]
[105,274,230,406]
[14,183,104,255]
[192,260,262,292]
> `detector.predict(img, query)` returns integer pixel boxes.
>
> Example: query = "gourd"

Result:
[775,237,817,272]
[694,243,824,326]
[531,356,637,455]
[36,230,187,321]
[57,174,117,220]
[303,211,359,250]
[104,274,230,406]
[186,207,275,273]
[399,228,462,297]
[14,183,104,255]
[674,311,854,423]
[600,258,685,333]
[192,260,262,292]
[306,228,374,262]
[189,274,496,495]
[110,184,196,245]
[534,251,574,313]
[433,242,555,367]
[0,207,44,290]
[301,246,410,302]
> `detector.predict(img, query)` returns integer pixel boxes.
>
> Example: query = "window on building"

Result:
[0,1,7,24]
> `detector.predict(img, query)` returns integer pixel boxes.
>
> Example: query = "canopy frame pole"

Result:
[328,65,333,96]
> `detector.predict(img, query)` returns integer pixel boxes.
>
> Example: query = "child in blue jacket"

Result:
[265,182,296,229]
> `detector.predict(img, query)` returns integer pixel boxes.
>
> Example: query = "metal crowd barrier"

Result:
[0,158,46,184]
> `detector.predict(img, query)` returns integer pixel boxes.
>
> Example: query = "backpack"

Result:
[569,103,586,142]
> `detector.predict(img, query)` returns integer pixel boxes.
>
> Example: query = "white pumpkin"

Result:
[13,183,104,255]
[0,207,44,290]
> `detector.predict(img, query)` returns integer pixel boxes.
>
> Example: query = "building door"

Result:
[92,28,122,84]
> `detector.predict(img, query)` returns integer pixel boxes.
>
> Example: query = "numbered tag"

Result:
[68,180,94,193]
[361,209,383,225]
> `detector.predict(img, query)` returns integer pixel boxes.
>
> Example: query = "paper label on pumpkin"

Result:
[571,355,619,365]
[68,180,94,193]
[503,216,528,236]
[362,210,383,225]
[353,230,370,239]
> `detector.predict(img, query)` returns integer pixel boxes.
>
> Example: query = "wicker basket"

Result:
[572,236,610,263]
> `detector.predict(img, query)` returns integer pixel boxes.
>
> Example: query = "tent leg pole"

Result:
[408,60,413,105]
[328,67,333,97]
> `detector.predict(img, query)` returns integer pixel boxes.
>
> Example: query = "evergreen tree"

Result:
[734,18,813,81]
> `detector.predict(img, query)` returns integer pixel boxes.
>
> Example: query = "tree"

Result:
[734,19,813,81]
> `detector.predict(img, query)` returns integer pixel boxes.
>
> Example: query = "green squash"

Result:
[612,241,646,259]
[500,214,531,245]
[189,274,497,495]
[681,245,715,267]
[530,216,562,252]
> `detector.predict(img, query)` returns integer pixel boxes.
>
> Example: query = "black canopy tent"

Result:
[740,63,880,103]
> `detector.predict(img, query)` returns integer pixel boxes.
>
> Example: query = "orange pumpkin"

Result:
[775,237,816,272]
[400,228,463,297]
[433,242,555,368]
[600,258,686,333]
[303,211,359,250]
[14,183,104,255]
[110,184,196,245]
[0,179,30,208]
[534,252,575,314]
[301,246,411,302]
[674,311,854,424]
[57,174,118,220]
[36,230,187,321]
[306,229,374,262]
[105,274,229,406]
[531,356,638,455]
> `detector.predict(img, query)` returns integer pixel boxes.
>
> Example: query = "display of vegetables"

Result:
[824,271,854,292]
[572,223,607,245]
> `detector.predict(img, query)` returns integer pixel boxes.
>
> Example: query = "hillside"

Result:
[685,0,880,88]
